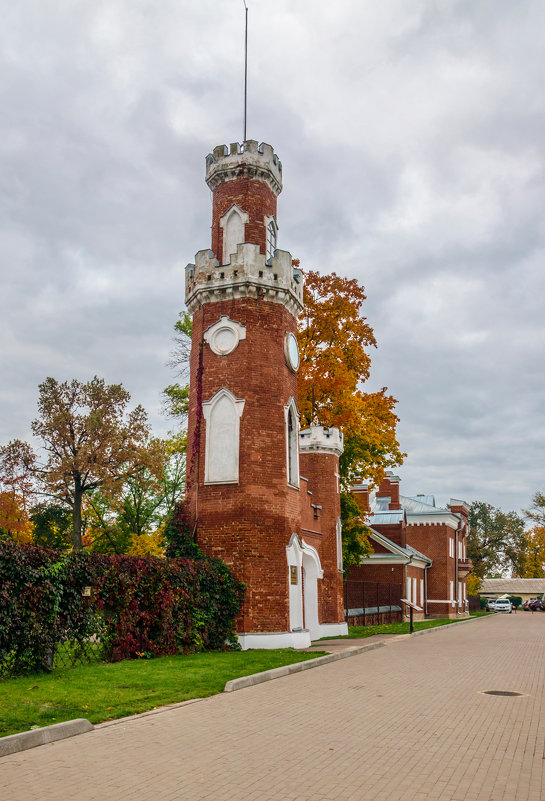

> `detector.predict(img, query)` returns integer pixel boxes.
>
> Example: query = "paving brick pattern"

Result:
[3,614,545,801]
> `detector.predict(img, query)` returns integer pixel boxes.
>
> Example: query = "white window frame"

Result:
[219,204,249,265]
[284,397,300,489]
[264,215,278,261]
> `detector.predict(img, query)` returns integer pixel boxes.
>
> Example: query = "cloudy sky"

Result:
[1,0,544,515]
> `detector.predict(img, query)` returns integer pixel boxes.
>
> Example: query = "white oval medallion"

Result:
[204,315,246,356]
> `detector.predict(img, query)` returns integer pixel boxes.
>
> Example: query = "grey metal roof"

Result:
[481,578,545,594]
[370,510,405,526]
[401,495,451,515]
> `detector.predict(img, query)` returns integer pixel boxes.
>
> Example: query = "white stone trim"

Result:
[202,388,245,484]
[407,513,460,529]
[237,630,311,650]
[336,517,343,572]
[185,245,304,317]
[204,315,246,356]
[301,539,324,580]
[299,426,344,458]
[316,622,348,638]
[284,397,300,489]
[219,204,249,266]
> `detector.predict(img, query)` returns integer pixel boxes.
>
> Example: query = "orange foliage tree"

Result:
[297,268,405,569]
[0,492,34,544]
[0,439,35,544]
[297,268,404,488]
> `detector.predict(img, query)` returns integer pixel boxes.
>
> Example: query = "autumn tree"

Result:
[297,269,404,489]
[0,439,36,544]
[2,377,154,551]
[0,492,34,544]
[467,501,526,577]
[519,526,545,578]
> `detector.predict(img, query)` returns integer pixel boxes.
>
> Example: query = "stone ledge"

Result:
[223,641,385,692]
[0,718,93,758]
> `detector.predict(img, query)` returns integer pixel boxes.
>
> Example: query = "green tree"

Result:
[467,501,526,577]
[519,526,545,578]
[86,434,186,554]
[29,503,72,550]
[162,311,192,424]
[340,492,373,571]
[525,491,545,527]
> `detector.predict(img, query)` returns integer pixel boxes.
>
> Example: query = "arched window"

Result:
[202,388,245,484]
[284,397,299,488]
[220,205,248,266]
[266,220,277,260]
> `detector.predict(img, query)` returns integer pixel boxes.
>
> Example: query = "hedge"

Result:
[0,540,244,675]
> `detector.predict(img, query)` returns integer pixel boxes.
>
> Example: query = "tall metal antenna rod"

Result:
[243,0,248,142]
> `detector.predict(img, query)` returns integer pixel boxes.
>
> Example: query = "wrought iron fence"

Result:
[344,581,403,626]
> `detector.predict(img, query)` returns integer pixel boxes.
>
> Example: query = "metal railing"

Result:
[344,581,403,626]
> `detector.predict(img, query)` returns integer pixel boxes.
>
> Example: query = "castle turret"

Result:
[185,140,304,648]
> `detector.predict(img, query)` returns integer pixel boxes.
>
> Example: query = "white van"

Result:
[492,598,512,614]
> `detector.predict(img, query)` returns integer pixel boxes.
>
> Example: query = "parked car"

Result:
[522,598,540,611]
[486,599,497,612]
[492,598,512,614]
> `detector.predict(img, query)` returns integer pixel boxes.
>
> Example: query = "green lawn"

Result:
[0,649,325,738]
[316,611,488,640]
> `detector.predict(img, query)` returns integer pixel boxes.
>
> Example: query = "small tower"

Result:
[185,140,346,648]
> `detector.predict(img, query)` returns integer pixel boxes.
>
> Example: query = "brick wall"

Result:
[186,296,299,633]
[299,451,344,624]
[211,176,277,263]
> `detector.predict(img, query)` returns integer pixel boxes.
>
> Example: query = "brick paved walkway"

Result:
[3,614,545,801]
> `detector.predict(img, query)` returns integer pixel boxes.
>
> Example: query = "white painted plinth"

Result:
[237,630,311,650]
[316,622,348,639]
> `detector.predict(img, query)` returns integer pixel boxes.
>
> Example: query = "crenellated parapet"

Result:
[299,426,344,458]
[185,243,303,316]
[206,140,283,196]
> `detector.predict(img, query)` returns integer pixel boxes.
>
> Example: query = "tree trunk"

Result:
[72,484,83,551]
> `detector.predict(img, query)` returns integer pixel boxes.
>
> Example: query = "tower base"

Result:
[237,622,348,650]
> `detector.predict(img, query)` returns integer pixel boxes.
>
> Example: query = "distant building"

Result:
[480,578,545,602]
[348,472,472,620]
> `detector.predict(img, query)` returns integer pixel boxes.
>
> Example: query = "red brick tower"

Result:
[185,140,307,648]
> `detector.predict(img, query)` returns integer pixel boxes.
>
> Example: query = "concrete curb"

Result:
[408,614,491,638]
[1,617,489,756]
[224,641,386,692]
[94,697,203,729]
[0,718,93,758]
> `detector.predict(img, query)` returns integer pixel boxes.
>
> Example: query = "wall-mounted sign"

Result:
[290,566,298,585]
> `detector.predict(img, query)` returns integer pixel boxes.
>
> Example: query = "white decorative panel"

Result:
[219,205,249,266]
[202,388,245,484]
[204,315,246,356]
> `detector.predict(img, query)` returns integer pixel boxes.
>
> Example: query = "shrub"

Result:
[0,541,244,675]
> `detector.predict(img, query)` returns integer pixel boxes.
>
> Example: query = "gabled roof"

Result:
[359,528,432,567]
[401,495,447,514]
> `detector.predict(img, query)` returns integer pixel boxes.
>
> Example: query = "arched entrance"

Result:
[302,541,323,641]
[286,534,324,641]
